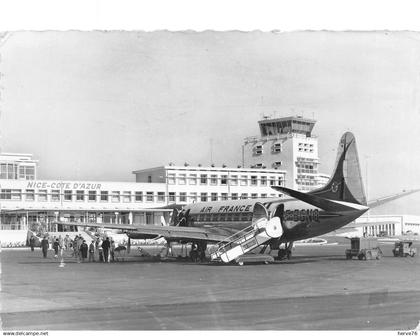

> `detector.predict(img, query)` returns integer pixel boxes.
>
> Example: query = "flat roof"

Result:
[133,165,287,174]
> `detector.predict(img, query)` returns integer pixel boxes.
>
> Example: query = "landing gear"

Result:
[277,242,293,260]
[189,242,207,262]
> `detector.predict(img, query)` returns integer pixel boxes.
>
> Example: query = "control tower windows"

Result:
[253,145,263,155]
[272,143,282,153]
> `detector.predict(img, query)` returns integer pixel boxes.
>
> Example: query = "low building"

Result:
[340,215,420,238]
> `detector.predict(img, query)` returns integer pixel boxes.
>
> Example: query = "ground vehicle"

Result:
[345,237,383,260]
[235,254,274,266]
[392,241,417,257]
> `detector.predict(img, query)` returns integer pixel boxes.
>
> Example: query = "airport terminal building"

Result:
[0,154,287,232]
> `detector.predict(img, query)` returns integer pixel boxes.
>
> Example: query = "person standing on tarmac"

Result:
[110,239,116,262]
[53,239,60,258]
[41,236,49,258]
[29,235,36,252]
[80,240,88,262]
[88,240,95,262]
[102,237,111,263]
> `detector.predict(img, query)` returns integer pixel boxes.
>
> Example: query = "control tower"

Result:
[243,116,322,191]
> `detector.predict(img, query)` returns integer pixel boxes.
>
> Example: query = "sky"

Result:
[1,30,420,212]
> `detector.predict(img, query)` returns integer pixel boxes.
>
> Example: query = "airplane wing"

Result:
[58,221,229,243]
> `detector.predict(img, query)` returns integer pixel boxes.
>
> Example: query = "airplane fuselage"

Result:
[181,197,368,243]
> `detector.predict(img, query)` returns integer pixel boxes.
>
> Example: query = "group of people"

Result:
[35,233,118,263]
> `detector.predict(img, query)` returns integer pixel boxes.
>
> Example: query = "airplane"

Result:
[67,131,374,263]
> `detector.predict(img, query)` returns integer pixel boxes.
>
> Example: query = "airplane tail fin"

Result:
[309,132,367,206]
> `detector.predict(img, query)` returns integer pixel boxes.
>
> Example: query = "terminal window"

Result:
[169,192,176,203]
[123,191,131,203]
[178,174,186,185]
[167,173,176,184]
[240,175,248,186]
[251,176,258,186]
[25,189,35,201]
[51,190,60,202]
[0,189,11,199]
[38,189,47,202]
[157,192,165,202]
[189,174,197,185]
[135,191,143,202]
[146,192,154,202]
[200,174,208,185]
[261,176,267,185]
[211,192,218,201]
[221,175,228,185]
[241,193,248,199]
[100,191,108,201]
[221,193,228,201]
[88,190,96,201]
[179,192,187,202]
[76,190,85,201]
[261,193,267,198]
[231,193,238,200]
[0,163,17,179]
[112,191,120,202]
[210,175,218,185]
[190,192,197,202]
[230,175,238,186]
[64,190,72,201]
[200,193,208,202]
[251,193,258,199]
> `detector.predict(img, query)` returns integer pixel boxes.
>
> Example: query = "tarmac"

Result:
[1,238,420,330]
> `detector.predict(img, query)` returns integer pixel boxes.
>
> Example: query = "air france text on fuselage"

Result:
[199,205,253,213]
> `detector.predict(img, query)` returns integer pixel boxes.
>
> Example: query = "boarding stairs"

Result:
[210,217,283,263]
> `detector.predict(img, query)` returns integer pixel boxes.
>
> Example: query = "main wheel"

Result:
[237,260,244,266]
